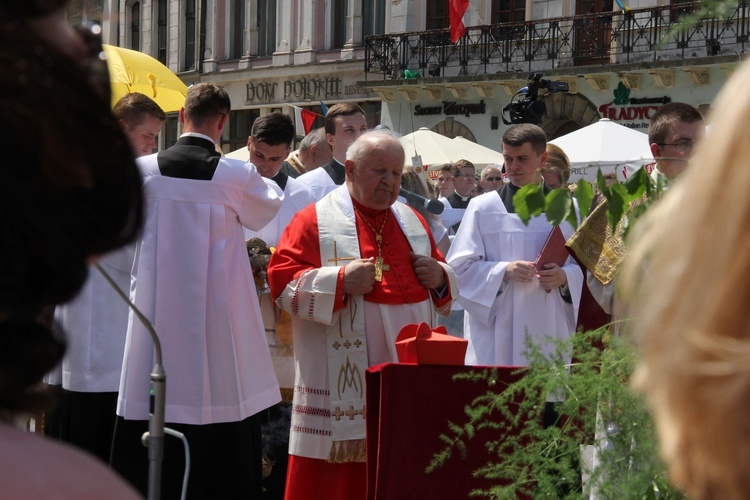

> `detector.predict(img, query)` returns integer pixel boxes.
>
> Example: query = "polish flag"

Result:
[449,0,470,43]
[293,106,317,137]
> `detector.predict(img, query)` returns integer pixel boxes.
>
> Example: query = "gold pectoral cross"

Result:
[374,256,390,282]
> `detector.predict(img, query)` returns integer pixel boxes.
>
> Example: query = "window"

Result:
[492,0,526,24]
[184,0,196,70]
[426,0,448,30]
[223,110,261,153]
[331,0,347,48]
[231,0,247,59]
[164,116,179,150]
[258,0,276,56]
[363,0,386,37]
[156,0,168,64]
[130,2,140,51]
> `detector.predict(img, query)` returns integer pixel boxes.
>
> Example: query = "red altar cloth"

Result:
[365,363,528,500]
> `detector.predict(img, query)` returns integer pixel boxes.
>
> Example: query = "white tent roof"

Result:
[549,118,654,182]
[400,128,502,170]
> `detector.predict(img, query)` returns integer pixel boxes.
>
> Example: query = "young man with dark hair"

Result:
[567,102,704,326]
[245,112,315,246]
[297,102,368,200]
[447,123,583,367]
[111,83,284,499]
[648,102,704,181]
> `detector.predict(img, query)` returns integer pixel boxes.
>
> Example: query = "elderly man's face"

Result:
[480,167,504,192]
[346,144,404,210]
[247,137,291,179]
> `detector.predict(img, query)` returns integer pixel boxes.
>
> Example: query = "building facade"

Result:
[70,0,387,152]
[362,0,745,175]
[69,0,744,158]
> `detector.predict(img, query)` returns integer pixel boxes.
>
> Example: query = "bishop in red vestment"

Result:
[268,131,458,500]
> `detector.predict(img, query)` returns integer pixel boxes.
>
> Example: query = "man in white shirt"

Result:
[51,93,165,463]
[111,83,284,499]
[447,124,582,366]
[297,103,368,200]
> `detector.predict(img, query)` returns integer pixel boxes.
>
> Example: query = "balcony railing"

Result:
[364,1,749,79]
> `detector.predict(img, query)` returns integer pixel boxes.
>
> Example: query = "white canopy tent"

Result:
[549,118,655,182]
[400,128,503,171]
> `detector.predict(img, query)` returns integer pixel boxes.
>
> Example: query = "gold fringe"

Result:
[327,439,367,463]
[280,388,294,403]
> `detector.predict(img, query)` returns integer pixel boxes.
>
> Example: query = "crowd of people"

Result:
[5,1,749,497]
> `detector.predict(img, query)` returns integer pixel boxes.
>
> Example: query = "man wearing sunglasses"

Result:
[479,164,504,192]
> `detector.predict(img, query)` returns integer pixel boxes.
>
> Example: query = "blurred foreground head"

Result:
[0,0,143,412]
[621,59,750,499]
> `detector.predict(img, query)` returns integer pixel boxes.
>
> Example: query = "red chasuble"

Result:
[269,198,451,310]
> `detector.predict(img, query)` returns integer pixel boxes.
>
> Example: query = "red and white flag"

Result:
[293,106,317,137]
[449,0,470,43]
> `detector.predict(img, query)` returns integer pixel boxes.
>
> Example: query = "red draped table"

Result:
[365,363,529,500]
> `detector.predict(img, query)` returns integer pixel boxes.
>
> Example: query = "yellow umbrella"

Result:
[102,44,188,113]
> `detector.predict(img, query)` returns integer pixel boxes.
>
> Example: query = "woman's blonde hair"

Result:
[620,59,750,499]
[542,143,571,185]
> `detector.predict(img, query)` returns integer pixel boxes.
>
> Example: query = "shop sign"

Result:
[246,76,374,104]
[598,83,671,130]
[413,100,486,118]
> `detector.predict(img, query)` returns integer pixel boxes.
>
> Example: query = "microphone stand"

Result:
[95,263,165,500]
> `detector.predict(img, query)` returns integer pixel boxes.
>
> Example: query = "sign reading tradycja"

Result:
[246,76,374,104]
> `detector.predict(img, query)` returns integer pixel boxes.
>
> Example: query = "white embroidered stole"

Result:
[317,187,429,462]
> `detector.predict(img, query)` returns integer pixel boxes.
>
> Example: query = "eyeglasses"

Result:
[484,176,503,182]
[657,139,694,153]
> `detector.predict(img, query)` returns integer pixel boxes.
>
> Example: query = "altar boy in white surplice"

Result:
[111,83,283,499]
[268,131,457,500]
[446,124,583,367]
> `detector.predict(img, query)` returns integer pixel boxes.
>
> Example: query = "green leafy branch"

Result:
[427,329,684,499]
[513,167,664,236]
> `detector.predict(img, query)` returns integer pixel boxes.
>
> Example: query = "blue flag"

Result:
[319,101,328,116]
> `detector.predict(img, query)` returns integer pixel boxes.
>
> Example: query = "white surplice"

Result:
[446,192,583,366]
[117,156,284,425]
[244,174,315,247]
[57,245,134,392]
[296,161,339,200]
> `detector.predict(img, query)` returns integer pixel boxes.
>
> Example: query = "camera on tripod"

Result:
[501,73,569,125]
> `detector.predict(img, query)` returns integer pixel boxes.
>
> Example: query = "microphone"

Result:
[399,187,444,215]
